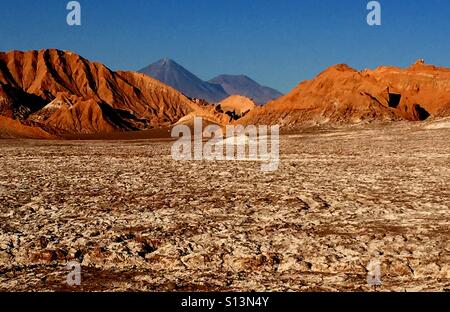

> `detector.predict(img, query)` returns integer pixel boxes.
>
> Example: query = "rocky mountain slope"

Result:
[0,49,219,137]
[0,115,56,139]
[239,60,450,126]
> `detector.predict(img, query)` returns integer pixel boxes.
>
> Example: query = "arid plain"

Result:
[1,120,449,291]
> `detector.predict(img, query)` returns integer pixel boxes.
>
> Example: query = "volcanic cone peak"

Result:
[139,58,228,103]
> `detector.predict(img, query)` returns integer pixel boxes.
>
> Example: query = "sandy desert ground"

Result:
[0,121,449,292]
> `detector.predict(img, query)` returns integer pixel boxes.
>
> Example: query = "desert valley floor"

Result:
[0,120,449,291]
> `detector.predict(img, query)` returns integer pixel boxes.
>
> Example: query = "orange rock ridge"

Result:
[239,61,450,126]
[1,50,450,138]
[0,49,217,137]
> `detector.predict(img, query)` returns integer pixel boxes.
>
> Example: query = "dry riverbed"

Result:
[0,121,449,291]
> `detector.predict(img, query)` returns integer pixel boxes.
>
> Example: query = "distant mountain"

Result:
[139,59,283,105]
[139,58,228,103]
[209,75,283,105]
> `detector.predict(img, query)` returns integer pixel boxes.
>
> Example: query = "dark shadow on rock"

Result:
[388,93,402,108]
[413,104,430,121]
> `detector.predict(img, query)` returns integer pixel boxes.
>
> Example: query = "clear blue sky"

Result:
[1,0,449,92]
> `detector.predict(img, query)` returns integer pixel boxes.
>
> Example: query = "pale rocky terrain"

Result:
[0,120,449,292]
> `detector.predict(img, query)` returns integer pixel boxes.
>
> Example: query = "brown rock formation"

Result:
[0,49,212,137]
[1,50,449,138]
[240,61,450,126]
[0,115,55,139]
